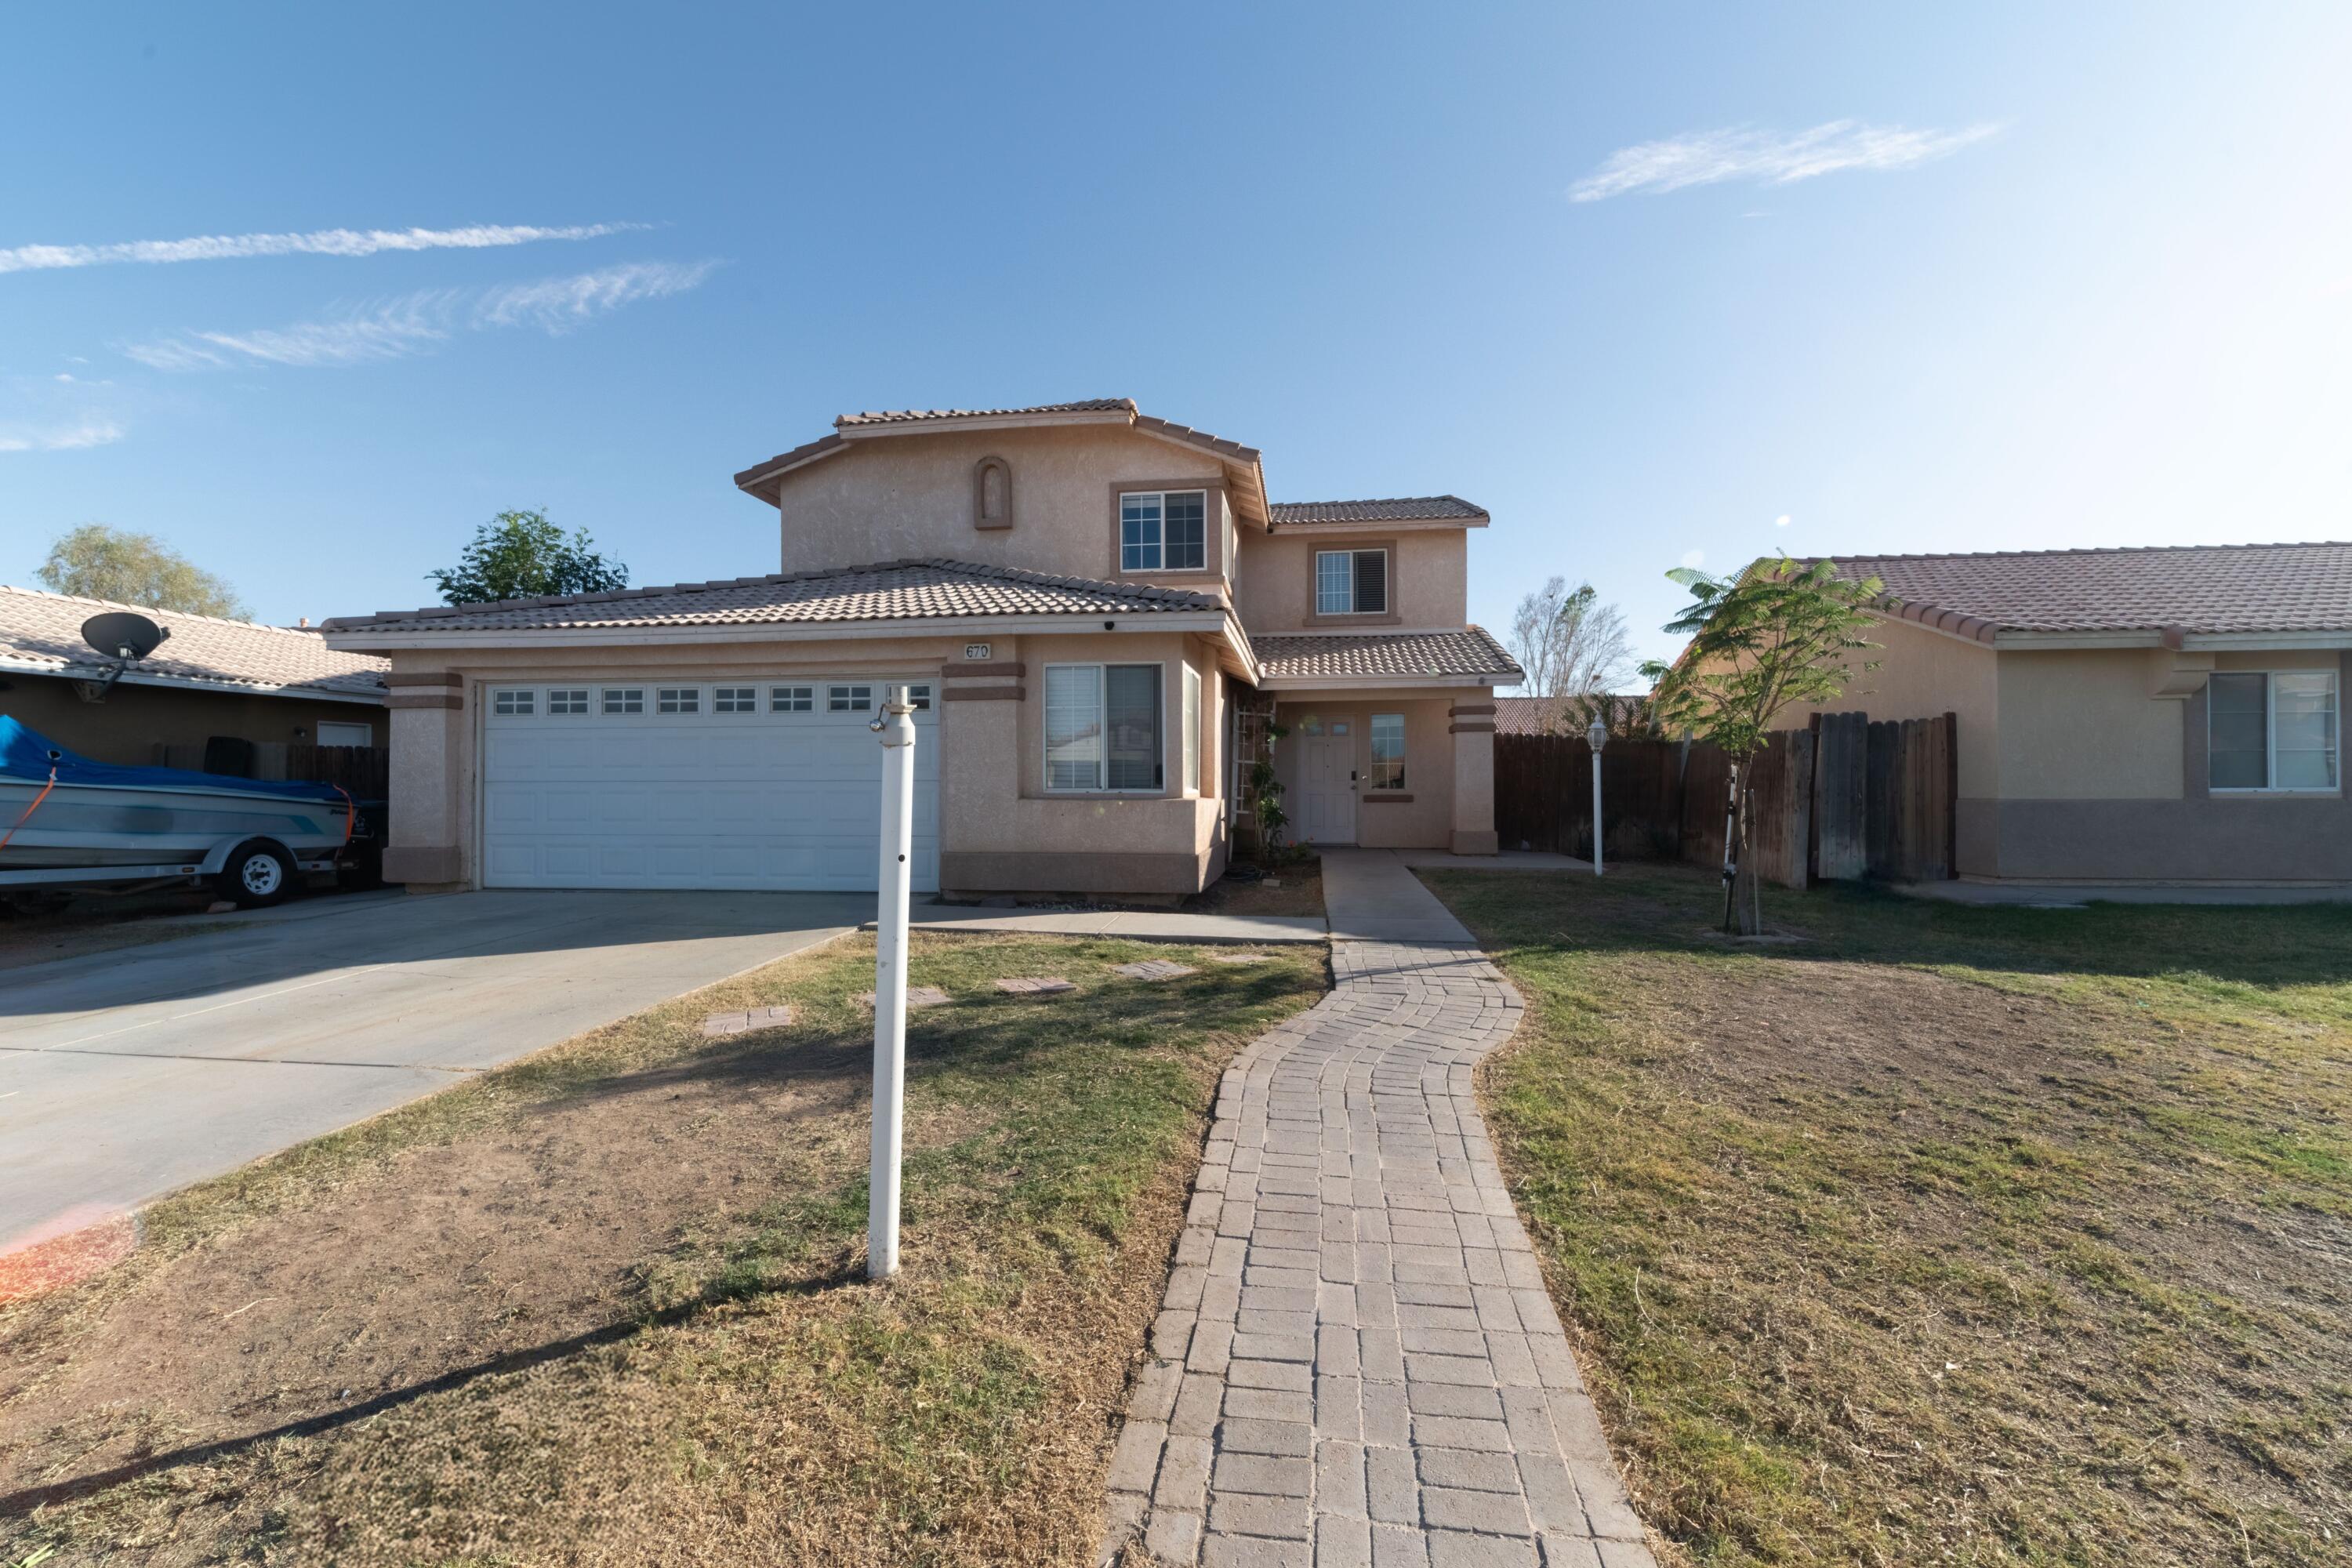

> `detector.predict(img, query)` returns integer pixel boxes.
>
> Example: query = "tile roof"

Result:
[835,399,1136,427]
[1253,626,1522,682]
[0,583,387,700]
[1494,695,1564,735]
[1820,542,2352,642]
[321,559,1225,636]
[733,397,1266,502]
[1269,496,1489,527]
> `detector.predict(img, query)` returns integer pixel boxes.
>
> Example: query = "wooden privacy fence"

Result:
[152,741,390,797]
[1493,710,1957,887]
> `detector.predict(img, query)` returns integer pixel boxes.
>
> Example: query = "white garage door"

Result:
[480,678,940,891]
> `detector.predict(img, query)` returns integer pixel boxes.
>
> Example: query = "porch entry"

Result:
[1297,730,1357,844]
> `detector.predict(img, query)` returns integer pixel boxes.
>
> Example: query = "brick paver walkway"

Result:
[1100,937,1656,1567]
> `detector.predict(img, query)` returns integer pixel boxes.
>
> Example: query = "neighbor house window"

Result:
[492,688,534,717]
[829,684,873,712]
[1316,548,1388,615]
[1120,490,1208,571]
[1182,666,1201,794]
[1369,713,1406,789]
[2209,671,2339,791]
[548,688,589,715]
[658,688,700,714]
[713,686,757,713]
[771,685,814,713]
[1044,664,1163,791]
[602,687,644,715]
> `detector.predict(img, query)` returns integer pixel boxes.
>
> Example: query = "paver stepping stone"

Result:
[699,1004,794,1038]
[856,985,951,1009]
[994,976,1076,995]
[1114,959,1199,981]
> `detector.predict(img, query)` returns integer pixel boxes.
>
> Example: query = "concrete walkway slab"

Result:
[0,889,869,1253]
[1319,848,1477,945]
[891,906,1327,945]
[1101,869,1656,1566]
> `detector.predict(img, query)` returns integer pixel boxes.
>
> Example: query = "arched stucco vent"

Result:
[973,456,1013,530]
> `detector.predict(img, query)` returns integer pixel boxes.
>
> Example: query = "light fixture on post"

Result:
[1586,713,1608,877]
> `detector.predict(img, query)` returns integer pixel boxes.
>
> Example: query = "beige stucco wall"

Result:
[1995,649,2185,800]
[1233,531,1468,633]
[2,672,385,766]
[768,425,1232,595]
[1771,614,1998,799]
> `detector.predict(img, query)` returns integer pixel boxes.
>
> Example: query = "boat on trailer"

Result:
[0,716,353,906]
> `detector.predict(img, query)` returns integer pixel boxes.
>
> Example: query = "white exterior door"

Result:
[479,678,939,891]
[1297,732,1357,845]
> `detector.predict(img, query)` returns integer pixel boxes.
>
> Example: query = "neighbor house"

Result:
[0,584,388,769]
[321,399,1519,895]
[1782,543,2352,884]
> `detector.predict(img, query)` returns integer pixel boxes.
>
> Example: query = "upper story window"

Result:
[1120,491,1208,572]
[1316,548,1389,615]
[2210,671,2338,791]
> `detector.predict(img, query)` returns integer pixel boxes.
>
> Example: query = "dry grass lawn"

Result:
[1425,862,2350,1568]
[0,931,1325,1567]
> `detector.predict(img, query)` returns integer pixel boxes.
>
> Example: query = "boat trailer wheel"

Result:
[221,840,295,909]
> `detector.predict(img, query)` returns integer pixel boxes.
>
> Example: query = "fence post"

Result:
[1943,710,1959,879]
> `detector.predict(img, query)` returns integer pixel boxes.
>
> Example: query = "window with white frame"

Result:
[549,688,590,715]
[771,684,814,713]
[829,684,872,712]
[905,684,932,710]
[602,687,644,715]
[657,687,700,714]
[1044,664,1163,791]
[1315,548,1388,615]
[1120,490,1208,572]
[1369,713,1406,789]
[713,686,757,713]
[1182,666,1201,794]
[2209,671,2339,791]
[492,688,535,717]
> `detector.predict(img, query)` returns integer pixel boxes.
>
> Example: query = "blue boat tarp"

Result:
[0,716,347,804]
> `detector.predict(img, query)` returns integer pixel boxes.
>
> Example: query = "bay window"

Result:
[2209,671,2338,791]
[1316,548,1388,615]
[1045,663,1163,792]
[1120,491,1207,572]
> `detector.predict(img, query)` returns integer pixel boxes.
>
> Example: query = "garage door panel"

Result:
[482,682,938,892]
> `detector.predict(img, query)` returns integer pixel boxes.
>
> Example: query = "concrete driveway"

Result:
[0,889,871,1254]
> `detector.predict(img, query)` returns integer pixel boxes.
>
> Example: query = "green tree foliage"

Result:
[1640,555,1880,930]
[35,524,249,619]
[428,510,629,605]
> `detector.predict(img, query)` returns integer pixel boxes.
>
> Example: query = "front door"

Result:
[1298,732,1357,844]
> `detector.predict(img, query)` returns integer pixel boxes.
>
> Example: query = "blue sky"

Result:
[5,2,2350,667]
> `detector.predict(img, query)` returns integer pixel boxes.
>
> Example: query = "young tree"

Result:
[36,524,249,619]
[429,510,630,604]
[1641,555,1880,934]
[1504,576,1634,733]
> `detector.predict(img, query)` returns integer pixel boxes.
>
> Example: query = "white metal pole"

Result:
[867,684,916,1281]
[1591,746,1604,877]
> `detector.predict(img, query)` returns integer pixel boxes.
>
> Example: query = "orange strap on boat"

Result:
[0,765,59,853]
[332,784,356,846]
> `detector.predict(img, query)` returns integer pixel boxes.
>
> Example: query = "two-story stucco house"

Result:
[321,400,1519,895]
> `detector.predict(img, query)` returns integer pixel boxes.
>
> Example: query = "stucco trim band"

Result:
[1447,720,1495,734]
[389,691,463,710]
[1448,702,1496,716]
[953,661,1027,678]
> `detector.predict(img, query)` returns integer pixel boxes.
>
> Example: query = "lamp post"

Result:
[1586,715,1608,877]
[867,684,917,1280]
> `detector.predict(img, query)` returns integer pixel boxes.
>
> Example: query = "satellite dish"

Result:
[82,612,169,662]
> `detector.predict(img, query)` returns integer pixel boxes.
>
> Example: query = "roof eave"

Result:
[0,654,386,705]
[320,608,1235,653]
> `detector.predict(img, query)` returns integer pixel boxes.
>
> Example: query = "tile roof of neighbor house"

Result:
[0,583,388,700]
[834,399,1137,426]
[1268,496,1490,527]
[320,560,1227,636]
[1252,626,1523,682]
[1494,695,1558,735]
[1823,543,2352,643]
